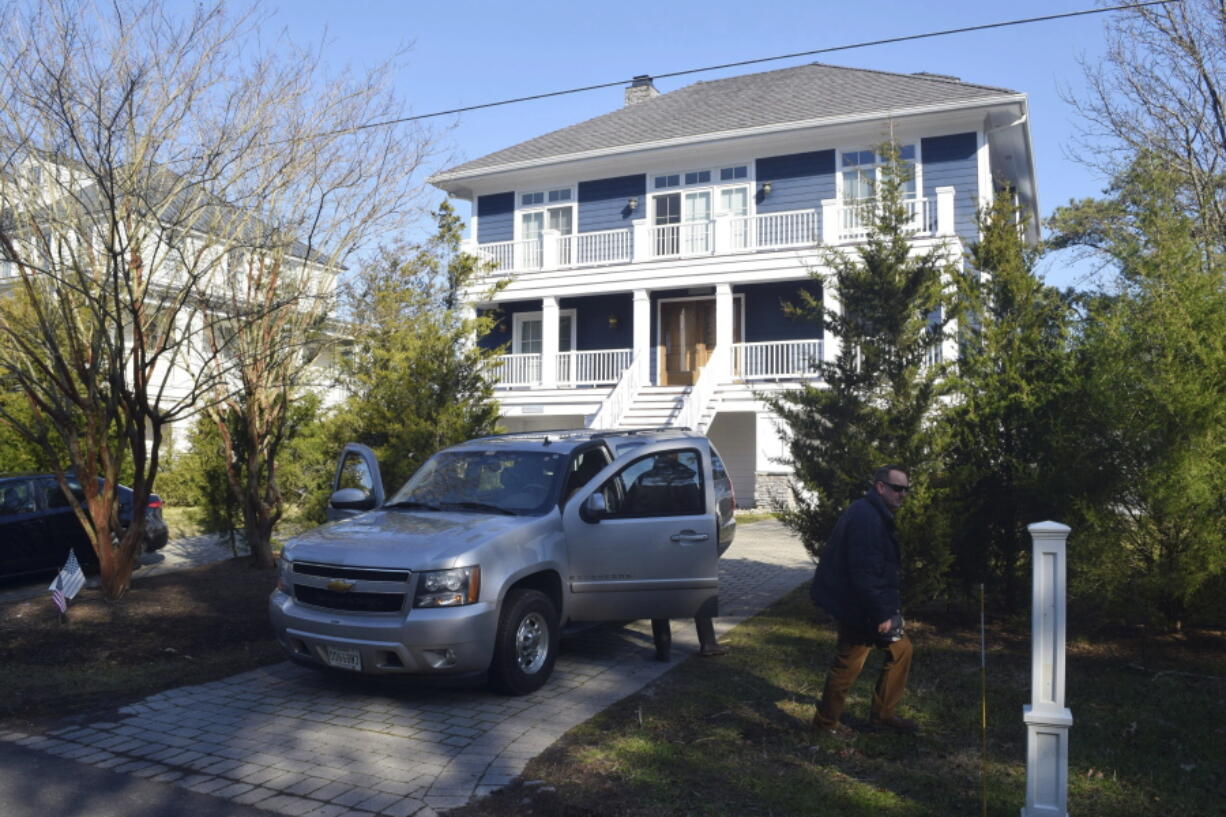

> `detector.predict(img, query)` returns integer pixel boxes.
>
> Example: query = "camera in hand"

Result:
[876,613,905,647]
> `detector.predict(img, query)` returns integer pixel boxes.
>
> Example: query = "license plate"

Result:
[324,645,362,671]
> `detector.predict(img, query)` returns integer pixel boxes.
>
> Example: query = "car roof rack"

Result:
[464,428,595,444]
[588,427,692,438]
[462,426,695,446]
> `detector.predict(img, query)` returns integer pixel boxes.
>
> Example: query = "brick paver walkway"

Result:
[1,520,811,817]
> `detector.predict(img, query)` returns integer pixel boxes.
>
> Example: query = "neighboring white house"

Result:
[429,62,1037,507]
[0,151,345,451]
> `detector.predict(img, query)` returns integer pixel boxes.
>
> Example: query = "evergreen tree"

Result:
[941,191,1076,611]
[330,201,505,492]
[1050,158,1226,629]
[769,143,954,600]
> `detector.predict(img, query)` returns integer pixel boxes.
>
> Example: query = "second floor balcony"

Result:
[466,189,955,278]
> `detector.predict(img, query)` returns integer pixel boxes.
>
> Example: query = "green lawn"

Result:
[451,589,1224,817]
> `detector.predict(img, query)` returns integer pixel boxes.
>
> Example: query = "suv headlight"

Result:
[276,554,293,594]
[413,566,480,608]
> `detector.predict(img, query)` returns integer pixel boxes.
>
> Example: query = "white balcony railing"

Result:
[468,187,955,276]
[475,239,542,273]
[651,221,712,258]
[837,196,935,243]
[557,348,632,386]
[732,339,823,380]
[558,229,632,268]
[731,210,820,251]
[494,353,541,386]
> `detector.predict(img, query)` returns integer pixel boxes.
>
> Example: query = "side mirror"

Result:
[580,492,607,524]
[329,487,377,511]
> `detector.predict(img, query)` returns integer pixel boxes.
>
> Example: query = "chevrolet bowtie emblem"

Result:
[327,579,355,592]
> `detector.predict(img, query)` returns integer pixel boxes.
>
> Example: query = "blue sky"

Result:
[243,0,1125,289]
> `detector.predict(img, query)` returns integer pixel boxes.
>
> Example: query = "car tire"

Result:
[488,589,559,696]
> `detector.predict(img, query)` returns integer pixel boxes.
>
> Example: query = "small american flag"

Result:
[49,550,86,613]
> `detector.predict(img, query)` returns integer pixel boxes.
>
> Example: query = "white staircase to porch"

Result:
[615,385,689,430]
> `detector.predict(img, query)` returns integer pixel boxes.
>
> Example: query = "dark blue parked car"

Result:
[0,474,169,580]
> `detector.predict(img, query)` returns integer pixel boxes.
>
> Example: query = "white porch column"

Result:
[633,289,651,382]
[1022,521,1073,817]
[715,283,733,380]
[935,186,956,236]
[821,274,841,364]
[541,296,559,388]
[820,198,841,245]
[632,219,651,263]
[460,305,478,352]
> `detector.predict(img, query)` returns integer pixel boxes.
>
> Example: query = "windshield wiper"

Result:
[439,501,518,516]
[383,499,441,511]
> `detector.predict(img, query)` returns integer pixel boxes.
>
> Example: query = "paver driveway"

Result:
[2,520,811,817]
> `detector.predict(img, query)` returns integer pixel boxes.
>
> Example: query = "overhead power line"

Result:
[335,1,1177,135]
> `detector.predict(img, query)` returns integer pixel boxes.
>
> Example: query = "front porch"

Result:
[481,281,833,434]
[493,339,824,388]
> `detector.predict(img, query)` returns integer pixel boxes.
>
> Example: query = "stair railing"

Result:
[588,349,644,429]
[676,344,729,433]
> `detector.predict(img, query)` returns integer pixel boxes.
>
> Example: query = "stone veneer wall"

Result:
[753,473,794,512]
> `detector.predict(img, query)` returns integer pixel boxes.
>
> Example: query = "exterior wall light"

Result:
[607,313,620,329]
[760,182,773,197]
[627,197,639,211]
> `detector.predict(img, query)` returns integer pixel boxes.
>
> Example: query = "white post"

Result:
[633,289,651,383]
[541,296,559,388]
[820,198,841,245]
[632,218,651,263]
[821,273,841,364]
[542,228,560,270]
[715,283,733,381]
[712,212,733,255]
[935,186,956,236]
[460,305,478,352]
[1022,521,1073,817]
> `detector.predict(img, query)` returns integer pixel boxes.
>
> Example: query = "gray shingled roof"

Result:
[432,62,1020,181]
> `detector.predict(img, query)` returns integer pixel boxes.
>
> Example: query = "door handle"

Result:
[670,530,709,543]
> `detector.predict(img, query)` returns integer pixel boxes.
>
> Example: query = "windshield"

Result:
[386,449,564,515]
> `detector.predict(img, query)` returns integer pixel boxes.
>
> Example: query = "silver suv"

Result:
[268,428,735,694]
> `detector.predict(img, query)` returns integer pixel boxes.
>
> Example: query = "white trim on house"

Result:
[976,128,993,212]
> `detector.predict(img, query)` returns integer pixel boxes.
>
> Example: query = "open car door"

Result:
[326,443,386,521]
[561,439,719,623]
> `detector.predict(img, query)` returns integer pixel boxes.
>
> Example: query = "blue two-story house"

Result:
[428,63,1036,507]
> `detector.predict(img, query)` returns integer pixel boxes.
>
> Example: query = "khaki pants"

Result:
[813,623,913,727]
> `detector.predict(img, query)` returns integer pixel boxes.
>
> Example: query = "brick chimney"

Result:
[625,75,660,106]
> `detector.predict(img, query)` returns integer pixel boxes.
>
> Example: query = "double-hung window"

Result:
[519,188,575,267]
[841,145,918,200]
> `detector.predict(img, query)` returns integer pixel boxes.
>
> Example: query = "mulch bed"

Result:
[0,557,283,731]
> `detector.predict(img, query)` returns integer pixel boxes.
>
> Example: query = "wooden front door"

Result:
[660,300,716,386]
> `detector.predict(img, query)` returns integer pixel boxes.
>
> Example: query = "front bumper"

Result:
[268,589,498,676]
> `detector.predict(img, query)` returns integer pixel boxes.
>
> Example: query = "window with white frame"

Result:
[520,188,572,207]
[513,310,576,355]
[841,144,918,200]
[518,187,574,255]
[649,164,752,254]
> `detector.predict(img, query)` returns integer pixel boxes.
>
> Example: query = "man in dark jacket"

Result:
[810,465,917,737]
